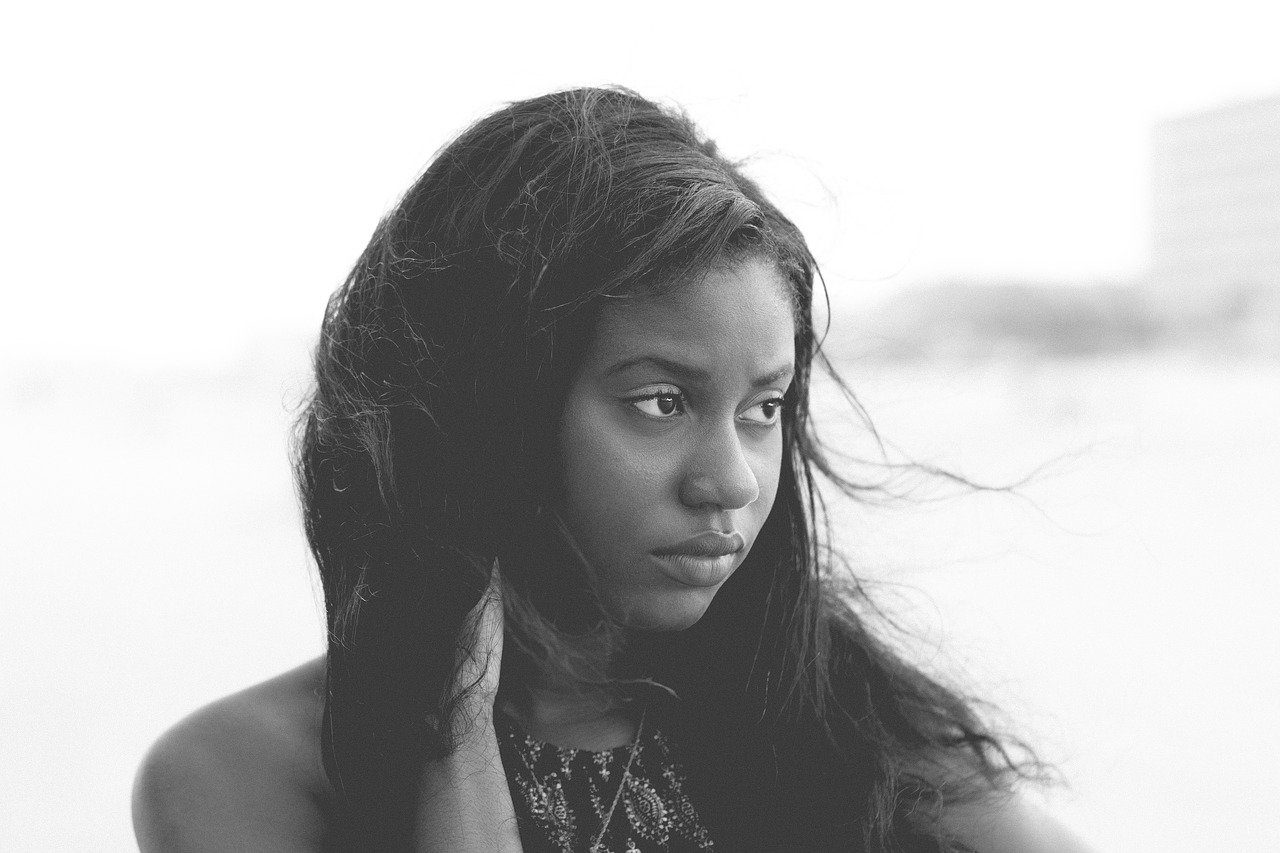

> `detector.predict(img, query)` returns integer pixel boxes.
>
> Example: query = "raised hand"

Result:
[449,561,505,733]
[415,561,522,851]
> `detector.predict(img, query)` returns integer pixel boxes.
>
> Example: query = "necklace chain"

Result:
[507,705,648,853]
[589,706,644,852]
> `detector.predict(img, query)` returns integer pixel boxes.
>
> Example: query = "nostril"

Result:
[679,469,759,511]
[677,425,763,510]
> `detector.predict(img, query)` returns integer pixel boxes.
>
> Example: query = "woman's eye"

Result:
[740,397,785,426]
[630,391,685,418]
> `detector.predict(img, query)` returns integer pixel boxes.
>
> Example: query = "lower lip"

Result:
[651,552,738,588]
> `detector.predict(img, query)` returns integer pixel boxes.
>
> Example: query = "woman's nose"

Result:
[678,422,760,511]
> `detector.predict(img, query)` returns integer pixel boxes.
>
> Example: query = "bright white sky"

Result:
[4,1,1278,367]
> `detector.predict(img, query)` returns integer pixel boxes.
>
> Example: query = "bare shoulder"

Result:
[132,656,336,852]
[935,790,1097,853]
[899,749,1096,853]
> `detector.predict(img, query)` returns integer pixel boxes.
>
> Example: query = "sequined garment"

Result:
[496,715,715,852]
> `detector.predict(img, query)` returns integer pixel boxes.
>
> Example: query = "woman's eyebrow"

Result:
[605,355,794,387]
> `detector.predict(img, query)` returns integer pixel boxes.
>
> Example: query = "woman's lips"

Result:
[652,531,746,558]
[651,532,745,587]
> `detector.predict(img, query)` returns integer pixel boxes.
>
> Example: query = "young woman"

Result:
[133,87,1094,851]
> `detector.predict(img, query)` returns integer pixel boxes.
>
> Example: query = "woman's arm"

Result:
[413,719,521,850]
[412,575,522,851]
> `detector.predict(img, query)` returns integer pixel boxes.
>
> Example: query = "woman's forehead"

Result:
[584,259,796,377]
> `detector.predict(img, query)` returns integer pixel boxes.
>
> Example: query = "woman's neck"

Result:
[501,685,639,751]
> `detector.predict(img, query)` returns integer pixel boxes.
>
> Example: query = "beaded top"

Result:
[495,714,715,852]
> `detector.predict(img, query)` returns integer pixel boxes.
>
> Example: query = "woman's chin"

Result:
[611,591,717,632]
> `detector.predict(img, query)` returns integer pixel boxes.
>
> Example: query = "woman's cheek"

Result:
[592,431,672,525]
[563,402,662,533]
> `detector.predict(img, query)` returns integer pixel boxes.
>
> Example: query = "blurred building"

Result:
[1150,93,1280,327]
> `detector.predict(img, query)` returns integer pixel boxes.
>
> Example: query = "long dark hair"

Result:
[297,87,1041,850]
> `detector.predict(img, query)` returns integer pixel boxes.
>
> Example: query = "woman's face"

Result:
[557,257,796,631]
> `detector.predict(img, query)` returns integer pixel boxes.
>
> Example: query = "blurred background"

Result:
[3,2,1277,849]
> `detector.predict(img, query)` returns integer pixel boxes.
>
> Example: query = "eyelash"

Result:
[627,389,787,425]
